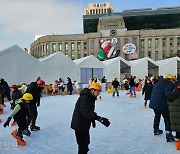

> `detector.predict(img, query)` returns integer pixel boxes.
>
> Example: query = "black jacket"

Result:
[12,89,22,103]
[142,83,153,100]
[112,80,119,88]
[25,82,42,106]
[71,88,97,131]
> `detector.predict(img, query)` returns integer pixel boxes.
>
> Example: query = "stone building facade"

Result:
[30,7,180,61]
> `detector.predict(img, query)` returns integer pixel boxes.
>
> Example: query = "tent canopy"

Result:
[39,52,76,84]
[130,57,159,79]
[103,57,132,82]
[74,55,105,83]
[0,45,40,85]
[156,56,180,77]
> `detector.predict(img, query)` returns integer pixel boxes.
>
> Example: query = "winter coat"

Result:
[0,79,10,95]
[112,80,119,88]
[142,83,153,100]
[71,88,97,131]
[149,79,174,112]
[129,78,135,87]
[12,89,23,104]
[67,78,73,92]
[25,82,43,107]
[167,87,180,132]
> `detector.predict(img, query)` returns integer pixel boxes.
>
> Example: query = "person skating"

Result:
[149,74,175,142]
[25,79,45,131]
[71,82,110,154]
[67,77,73,95]
[0,77,11,107]
[129,75,136,98]
[112,77,120,97]
[3,93,33,146]
[10,84,23,126]
[18,82,28,94]
[167,82,180,149]
[142,78,153,108]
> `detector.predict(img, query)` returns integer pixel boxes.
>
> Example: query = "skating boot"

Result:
[11,121,17,126]
[175,141,180,150]
[22,129,31,136]
[166,131,174,142]
[144,103,147,108]
[31,125,40,131]
[16,138,26,146]
[11,129,18,139]
[132,95,136,98]
[154,129,163,135]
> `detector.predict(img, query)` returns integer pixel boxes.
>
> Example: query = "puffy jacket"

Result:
[167,87,180,132]
[71,88,97,131]
[149,79,174,112]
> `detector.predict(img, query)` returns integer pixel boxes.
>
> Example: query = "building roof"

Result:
[83,7,180,33]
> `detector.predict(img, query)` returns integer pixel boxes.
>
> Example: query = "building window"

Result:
[90,9,92,14]
[104,9,106,13]
[140,39,144,48]
[177,37,180,46]
[84,42,87,50]
[58,43,62,51]
[148,51,151,58]
[148,39,152,48]
[140,51,144,58]
[155,51,158,61]
[77,42,81,51]
[52,43,56,51]
[162,50,166,59]
[71,43,74,51]
[84,53,87,57]
[178,50,180,56]
[170,50,173,57]
[162,38,166,47]
[170,38,173,46]
[155,38,159,48]
[65,43,68,51]
[78,53,81,59]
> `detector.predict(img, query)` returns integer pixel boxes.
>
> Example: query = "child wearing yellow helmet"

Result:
[3,93,33,146]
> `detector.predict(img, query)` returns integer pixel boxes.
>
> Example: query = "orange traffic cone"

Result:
[11,129,18,139]
[16,138,26,146]
[11,121,17,126]
[0,119,2,122]
[0,106,4,114]
[175,141,180,150]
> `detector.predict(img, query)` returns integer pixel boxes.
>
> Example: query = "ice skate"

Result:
[11,121,17,126]
[22,129,31,136]
[16,138,26,146]
[144,103,147,108]
[31,125,40,131]
[166,132,174,142]
[0,105,4,114]
[11,129,18,139]
[154,129,163,135]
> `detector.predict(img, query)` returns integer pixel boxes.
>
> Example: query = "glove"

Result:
[4,117,12,127]
[96,116,110,127]
[92,120,96,128]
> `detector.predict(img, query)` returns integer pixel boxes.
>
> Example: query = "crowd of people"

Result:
[0,73,180,152]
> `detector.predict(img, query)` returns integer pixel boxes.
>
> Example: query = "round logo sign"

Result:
[122,43,136,54]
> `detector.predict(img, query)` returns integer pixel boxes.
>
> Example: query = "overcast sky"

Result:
[0,0,180,50]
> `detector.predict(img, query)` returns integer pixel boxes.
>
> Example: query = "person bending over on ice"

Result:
[71,82,110,154]
[25,79,45,131]
[3,93,33,146]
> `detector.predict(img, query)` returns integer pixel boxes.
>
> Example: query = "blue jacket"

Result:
[149,79,174,112]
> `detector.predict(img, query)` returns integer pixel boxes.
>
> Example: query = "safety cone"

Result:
[0,119,2,122]
[0,106,4,114]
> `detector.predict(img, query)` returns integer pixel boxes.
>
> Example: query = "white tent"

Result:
[0,45,40,85]
[74,55,105,84]
[103,57,132,82]
[39,52,76,84]
[156,56,180,77]
[129,57,159,79]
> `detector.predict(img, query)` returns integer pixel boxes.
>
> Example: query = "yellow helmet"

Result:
[22,93,33,101]
[21,82,25,85]
[166,74,175,80]
[89,82,102,91]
